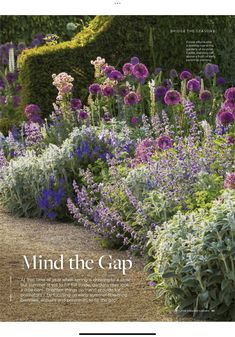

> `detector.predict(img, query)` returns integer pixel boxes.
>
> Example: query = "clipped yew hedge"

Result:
[18,15,235,116]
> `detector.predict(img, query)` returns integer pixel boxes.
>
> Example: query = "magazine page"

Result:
[0,1,235,336]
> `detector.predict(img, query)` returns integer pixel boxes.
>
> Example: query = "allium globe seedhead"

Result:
[132,63,149,79]
[124,91,141,105]
[164,90,181,106]
[70,98,82,111]
[122,63,133,75]
[154,86,167,102]
[224,172,235,190]
[89,83,101,95]
[187,79,200,92]
[169,69,178,79]
[180,70,192,80]
[204,63,219,79]
[224,87,235,102]
[157,135,173,150]
[216,77,226,86]
[217,107,235,125]
[108,70,123,81]
[199,90,212,102]
[102,85,114,97]
[78,110,88,120]
[130,56,139,65]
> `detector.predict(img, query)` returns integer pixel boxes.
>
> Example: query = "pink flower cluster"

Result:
[52,72,74,101]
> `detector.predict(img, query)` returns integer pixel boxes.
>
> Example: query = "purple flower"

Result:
[180,70,192,80]
[154,67,162,76]
[132,63,149,79]
[224,87,235,102]
[199,90,212,102]
[204,63,219,79]
[216,77,226,86]
[78,110,88,120]
[13,95,20,107]
[102,85,114,97]
[89,83,101,94]
[130,56,139,65]
[134,138,157,163]
[124,91,141,105]
[164,90,181,106]
[224,100,234,109]
[154,86,167,102]
[102,65,115,76]
[122,63,133,75]
[6,72,17,84]
[226,135,235,145]
[217,107,235,125]
[162,79,172,90]
[131,116,140,124]
[224,172,235,190]
[187,79,200,92]
[157,135,173,150]
[70,98,82,111]
[148,281,156,287]
[169,69,178,79]
[24,104,41,121]
[15,84,22,93]
[109,70,123,81]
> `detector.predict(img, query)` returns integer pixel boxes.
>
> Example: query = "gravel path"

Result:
[0,209,180,322]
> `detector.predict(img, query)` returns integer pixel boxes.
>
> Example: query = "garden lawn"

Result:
[0,208,181,322]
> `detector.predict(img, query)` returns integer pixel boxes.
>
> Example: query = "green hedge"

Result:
[0,16,92,44]
[18,16,235,116]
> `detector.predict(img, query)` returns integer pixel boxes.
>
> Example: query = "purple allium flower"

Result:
[187,79,200,92]
[6,72,17,84]
[124,91,141,105]
[224,172,235,190]
[180,70,192,80]
[224,87,235,102]
[102,65,115,76]
[157,135,173,150]
[132,63,149,79]
[199,90,212,102]
[164,90,181,106]
[224,100,234,109]
[89,83,101,94]
[118,85,129,97]
[154,67,162,76]
[13,95,20,107]
[154,86,167,102]
[169,69,178,79]
[24,104,43,124]
[131,116,140,124]
[226,135,235,145]
[204,63,219,79]
[70,98,82,110]
[217,107,235,125]
[109,70,123,81]
[122,63,133,75]
[130,56,139,65]
[78,110,88,120]
[216,77,226,86]
[102,85,114,97]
